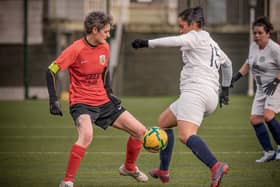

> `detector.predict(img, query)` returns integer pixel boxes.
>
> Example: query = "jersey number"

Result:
[210,44,220,69]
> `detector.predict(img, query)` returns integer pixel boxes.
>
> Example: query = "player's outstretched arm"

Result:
[132,35,188,49]
[46,63,63,116]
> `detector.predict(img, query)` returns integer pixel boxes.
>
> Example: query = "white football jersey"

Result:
[246,39,280,88]
[149,30,232,93]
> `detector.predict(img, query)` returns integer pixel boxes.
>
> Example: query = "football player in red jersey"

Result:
[46,11,148,187]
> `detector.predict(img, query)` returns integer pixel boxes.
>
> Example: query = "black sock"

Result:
[266,118,280,145]
[159,129,174,171]
[186,135,217,168]
[253,123,273,151]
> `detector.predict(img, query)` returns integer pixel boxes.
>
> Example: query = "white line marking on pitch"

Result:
[0,126,252,130]
[0,151,262,155]
[0,135,254,139]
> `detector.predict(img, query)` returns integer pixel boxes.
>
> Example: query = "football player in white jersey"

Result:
[132,7,232,187]
[231,16,280,163]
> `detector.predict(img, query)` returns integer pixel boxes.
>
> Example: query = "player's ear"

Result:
[92,27,98,34]
[190,21,196,28]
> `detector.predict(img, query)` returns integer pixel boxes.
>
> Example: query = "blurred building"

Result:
[0,0,279,99]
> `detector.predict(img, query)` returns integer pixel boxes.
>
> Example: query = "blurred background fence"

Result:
[0,0,280,100]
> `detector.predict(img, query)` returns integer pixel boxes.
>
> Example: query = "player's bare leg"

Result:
[60,114,93,187]
[113,111,148,182]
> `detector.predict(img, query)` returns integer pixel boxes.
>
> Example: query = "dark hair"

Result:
[178,6,205,28]
[253,16,273,34]
[84,11,113,34]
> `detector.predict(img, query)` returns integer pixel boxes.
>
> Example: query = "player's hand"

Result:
[131,39,148,49]
[219,86,229,108]
[108,93,121,106]
[263,78,280,96]
[49,100,63,116]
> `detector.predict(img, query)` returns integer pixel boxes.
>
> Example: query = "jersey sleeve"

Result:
[148,31,196,49]
[271,42,280,66]
[54,42,79,71]
[220,49,233,87]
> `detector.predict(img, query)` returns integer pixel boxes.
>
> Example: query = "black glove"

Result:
[263,78,280,96]
[131,39,148,49]
[49,100,63,116]
[219,86,229,108]
[230,72,243,88]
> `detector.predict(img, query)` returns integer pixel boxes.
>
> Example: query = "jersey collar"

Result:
[83,36,97,48]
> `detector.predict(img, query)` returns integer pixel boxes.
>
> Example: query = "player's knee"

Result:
[263,110,275,122]
[158,116,170,128]
[158,116,165,128]
[178,134,188,144]
[79,132,93,147]
[134,126,147,140]
[178,133,197,144]
[249,116,263,125]
[139,127,147,137]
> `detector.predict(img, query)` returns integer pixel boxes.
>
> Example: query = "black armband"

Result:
[46,69,58,102]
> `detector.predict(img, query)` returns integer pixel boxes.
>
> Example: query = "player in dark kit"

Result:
[46,11,148,187]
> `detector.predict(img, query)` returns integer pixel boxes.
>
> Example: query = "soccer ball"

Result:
[143,127,168,153]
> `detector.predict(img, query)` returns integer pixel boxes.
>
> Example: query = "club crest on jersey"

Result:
[99,55,106,65]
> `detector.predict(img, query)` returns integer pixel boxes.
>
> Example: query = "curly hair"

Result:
[253,16,274,34]
[84,11,113,34]
[178,6,205,28]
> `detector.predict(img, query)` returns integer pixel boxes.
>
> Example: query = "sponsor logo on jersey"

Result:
[80,60,88,64]
[252,64,266,74]
[99,55,106,65]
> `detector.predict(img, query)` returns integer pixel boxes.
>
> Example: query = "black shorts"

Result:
[70,101,126,130]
